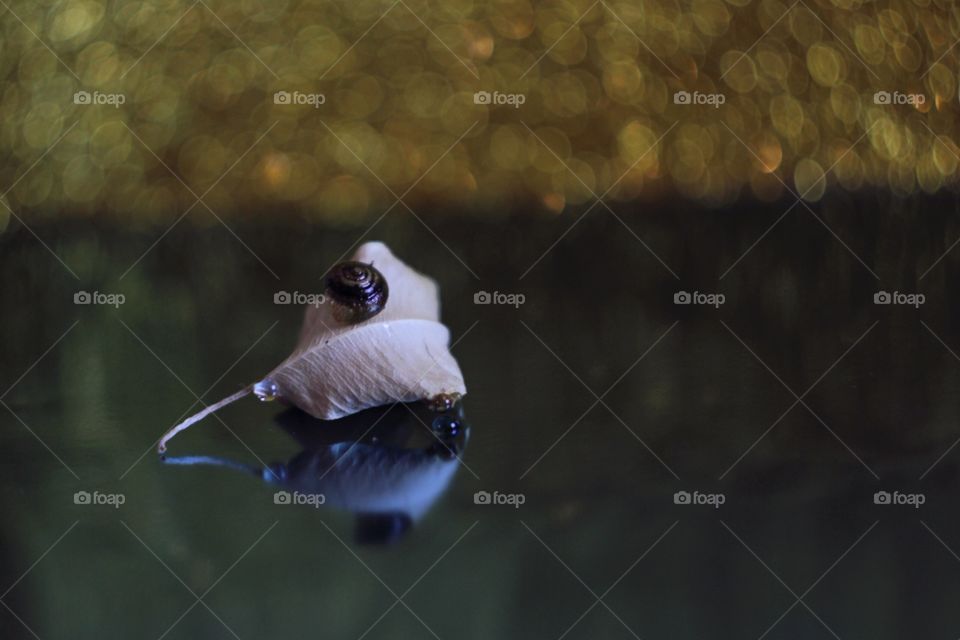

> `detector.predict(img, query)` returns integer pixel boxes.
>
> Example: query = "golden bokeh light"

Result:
[0,0,956,222]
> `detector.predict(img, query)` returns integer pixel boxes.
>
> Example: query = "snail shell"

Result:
[325,261,388,324]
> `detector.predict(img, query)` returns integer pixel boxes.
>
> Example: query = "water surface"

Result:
[3,194,960,638]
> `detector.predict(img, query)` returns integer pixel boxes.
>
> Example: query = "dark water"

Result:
[4,192,960,638]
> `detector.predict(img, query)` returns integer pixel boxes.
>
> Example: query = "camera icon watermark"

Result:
[674,290,725,308]
[74,290,125,308]
[73,490,126,508]
[273,90,325,108]
[673,90,725,108]
[473,490,525,508]
[73,90,126,108]
[274,290,326,307]
[873,290,924,308]
[873,90,925,106]
[473,90,525,109]
[673,490,725,508]
[273,490,326,508]
[873,490,924,508]
[473,290,525,308]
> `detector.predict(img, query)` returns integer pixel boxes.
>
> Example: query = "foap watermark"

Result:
[73,90,126,108]
[274,291,326,307]
[473,90,525,109]
[274,490,326,508]
[74,290,125,308]
[674,290,725,308]
[474,290,525,308]
[873,91,925,106]
[74,490,126,509]
[673,490,726,508]
[474,490,525,508]
[274,90,325,108]
[874,290,924,308]
[874,490,925,508]
[673,90,725,108]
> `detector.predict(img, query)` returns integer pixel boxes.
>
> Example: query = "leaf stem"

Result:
[157,386,252,454]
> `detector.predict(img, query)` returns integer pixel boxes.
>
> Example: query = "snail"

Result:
[324,260,388,324]
[157,241,467,453]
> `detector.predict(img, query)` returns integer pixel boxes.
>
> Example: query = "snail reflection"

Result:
[163,402,468,545]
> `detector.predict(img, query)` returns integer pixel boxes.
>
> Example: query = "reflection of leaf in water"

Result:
[158,242,466,453]
[164,403,470,545]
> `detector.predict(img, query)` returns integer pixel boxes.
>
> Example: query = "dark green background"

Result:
[3,192,960,638]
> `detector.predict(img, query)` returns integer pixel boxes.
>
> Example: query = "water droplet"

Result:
[253,379,279,401]
[432,416,461,438]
